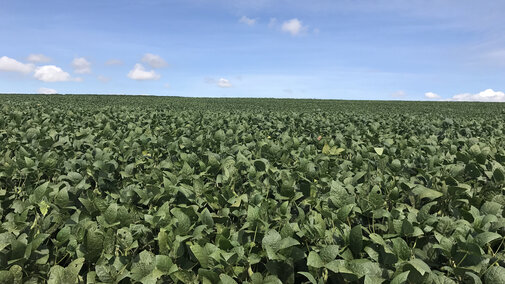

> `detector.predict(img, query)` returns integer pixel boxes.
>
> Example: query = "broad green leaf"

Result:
[307,251,324,268]
[392,238,411,261]
[262,229,282,259]
[0,271,14,284]
[320,245,339,263]
[484,266,505,284]
[406,259,431,276]
[390,271,409,284]
[190,244,210,268]
[412,185,443,200]
[475,232,501,247]
[219,274,238,284]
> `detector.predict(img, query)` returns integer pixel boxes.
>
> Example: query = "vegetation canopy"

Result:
[1,94,505,283]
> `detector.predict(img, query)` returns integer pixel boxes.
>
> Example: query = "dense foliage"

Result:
[1,94,505,283]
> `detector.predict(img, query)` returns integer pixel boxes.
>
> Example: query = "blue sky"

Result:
[1,0,505,101]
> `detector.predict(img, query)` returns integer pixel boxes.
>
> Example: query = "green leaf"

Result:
[307,251,324,268]
[54,187,69,208]
[279,237,300,250]
[104,203,118,224]
[219,274,238,284]
[350,225,363,257]
[85,227,104,263]
[262,229,282,259]
[406,259,431,276]
[48,258,84,284]
[494,168,505,182]
[190,244,210,268]
[39,200,49,216]
[464,272,482,284]
[392,238,411,261]
[390,271,409,284]
[201,208,214,228]
[320,245,339,263]
[8,265,22,284]
[47,266,65,284]
[374,147,384,156]
[347,259,382,278]
[412,185,443,200]
[322,143,331,155]
[297,272,317,284]
[475,232,501,247]
[484,266,505,284]
[0,271,14,284]
[155,255,175,274]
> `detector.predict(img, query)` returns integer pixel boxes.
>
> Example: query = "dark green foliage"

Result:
[1,94,505,283]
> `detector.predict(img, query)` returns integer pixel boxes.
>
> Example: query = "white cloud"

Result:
[27,54,51,63]
[450,89,505,102]
[0,56,34,74]
[425,92,441,99]
[239,16,256,26]
[105,59,123,65]
[218,78,232,88]
[33,65,72,82]
[281,18,308,36]
[38,87,58,94]
[127,64,160,80]
[141,53,167,68]
[72,57,92,74]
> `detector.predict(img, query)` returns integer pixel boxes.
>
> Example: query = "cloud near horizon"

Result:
[425,92,441,99]
[449,89,505,102]
[38,87,58,94]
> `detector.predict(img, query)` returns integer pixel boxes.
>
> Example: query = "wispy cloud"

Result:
[239,16,256,26]
[142,53,168,68]
[97,75,110,83]
[392,90,406,98]
[27,54,51,63]
[72,57,92,74]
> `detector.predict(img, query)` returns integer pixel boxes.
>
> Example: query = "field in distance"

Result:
[1,94,505,283]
